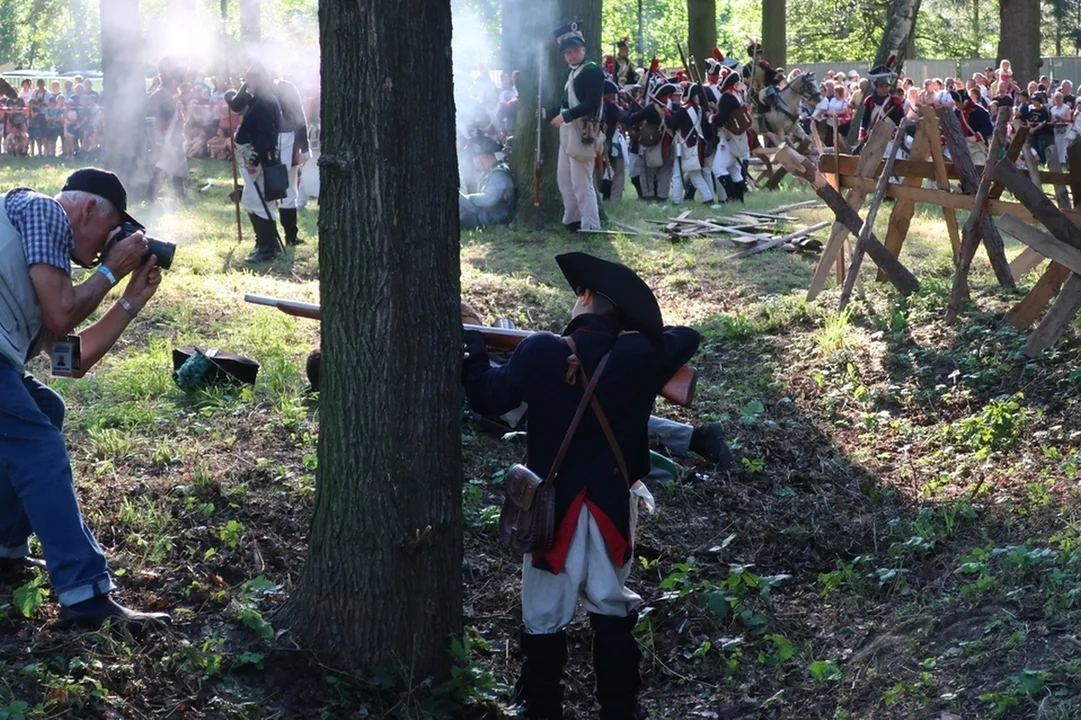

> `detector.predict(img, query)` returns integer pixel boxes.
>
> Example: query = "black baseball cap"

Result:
[61,168,143,229]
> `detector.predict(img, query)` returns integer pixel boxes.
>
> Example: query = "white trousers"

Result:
[278,132,299,210]
[672,166,714,204]
[557,124,601,230]
[236,145,277,221]
[522,504,641,635]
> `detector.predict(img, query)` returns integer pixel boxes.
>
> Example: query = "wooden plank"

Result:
[840,123,906,308]
[836,175,1037,220]
[1006,262,1073,330]
[806,121,895,301]
[989,126,1030,199]
[938,107,1015,290]
[1068,142,1081,208]
[1009,246,1047,283]
[1046,151,1072,210]
[919,107,962,262]
[775,145,919,295]
[993,161,1081,253]
[773,200,822,213]
[878,122,933,281]
[816,153,1072,187]
[1024,274,1081,357]
[944,106,1012,324]
[996,214,1081,277]
[728,221,831,259]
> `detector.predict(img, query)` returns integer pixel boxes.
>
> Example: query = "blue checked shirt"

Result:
[4,188,73,276]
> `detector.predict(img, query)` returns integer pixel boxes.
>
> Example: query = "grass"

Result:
[1,159,1080,719]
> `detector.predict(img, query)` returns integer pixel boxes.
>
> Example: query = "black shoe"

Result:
[280,209,304,245]
[565,221,582,233]
[60,595,171,630]
[0,555,46,580]
[591,612,644,720]
[690,423,734,469]
[244,247,279,264]
[513,628,566,720]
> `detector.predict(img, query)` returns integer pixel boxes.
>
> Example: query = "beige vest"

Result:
[0,196,46,370]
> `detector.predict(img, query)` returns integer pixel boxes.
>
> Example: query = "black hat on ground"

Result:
[62,168,142,229]
[556,252,663,334]
[553,21,586,53]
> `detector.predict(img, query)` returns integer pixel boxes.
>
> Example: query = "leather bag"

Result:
[262,161,289,201]
[499,349,611,555]
[726,105,754,135]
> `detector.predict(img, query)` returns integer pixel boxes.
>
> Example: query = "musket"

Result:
[533,43,544,208]
[245,294,698,407]
[675,40,693,83]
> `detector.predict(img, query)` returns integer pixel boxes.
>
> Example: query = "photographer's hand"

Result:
[102,229,149,280]
[122,256,162,313]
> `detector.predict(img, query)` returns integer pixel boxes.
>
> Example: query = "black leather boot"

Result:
[61,594,171,631]
[171,176,186,199]
[719,176,738,204]
[245,216,281,263]
[244,214,265,263]
[591,612,646,720]
[514,628,566,720]
[630,175,643,199]
[145,171,161,202]
[732,179,747,204]
[280,208,304,245]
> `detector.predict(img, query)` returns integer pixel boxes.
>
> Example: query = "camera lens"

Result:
[146,237,176,270]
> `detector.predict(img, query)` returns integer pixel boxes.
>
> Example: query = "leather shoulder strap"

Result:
[546,341,610,484]
[564,337,631,484]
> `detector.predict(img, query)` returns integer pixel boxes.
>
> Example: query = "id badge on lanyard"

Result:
[51,335,81,377]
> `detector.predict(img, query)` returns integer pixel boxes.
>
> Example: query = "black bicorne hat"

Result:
[465,133,503,156]
[617,37,630,49]
[654,83,679,100]
[604,78,620,95]
[719,71,740,91]
[556,252,663,334]
[553,21,586,52]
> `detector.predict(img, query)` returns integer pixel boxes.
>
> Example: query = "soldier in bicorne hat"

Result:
[462,252,701,720]
[614,37,639,87]
[710,69,752,203]
[546,21,605,232]
[859,57,906,149]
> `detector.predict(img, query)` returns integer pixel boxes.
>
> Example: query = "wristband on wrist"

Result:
[96,265,117,287]
[118,297,139,318]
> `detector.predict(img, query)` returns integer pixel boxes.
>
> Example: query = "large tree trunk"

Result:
[998,0,1040,83]
[761,0,786,70]
[277,0,463,682]
[687,0,716,79]
[240,0,260,46]
[100,0,147,181]
[848,0,921,145]
[505,0,603,226]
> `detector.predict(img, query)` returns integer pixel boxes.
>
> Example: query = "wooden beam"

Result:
[989,126,1030,199]
[1046,151,1072,210]
[806,121,894,302]
[1009,246,1047,283]
[1006,262,1072,330]
[816,155,1072,187]
[775,146,919,295]
[945,106,1010,324]
[878,124,933,282]
[835,175,1036,221]
[840,124,905,308]
[728,222,831,259]
[993,161,1081,254]
[1068,142,1081,208]
[919,107,962,261]
[937,107,1015,290]
[1024,274,1081,357]
[996,214,1081,277]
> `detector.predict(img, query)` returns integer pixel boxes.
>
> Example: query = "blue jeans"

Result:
[0,357,114,605]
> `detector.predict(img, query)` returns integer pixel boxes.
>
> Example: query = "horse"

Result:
[754,72,821,150]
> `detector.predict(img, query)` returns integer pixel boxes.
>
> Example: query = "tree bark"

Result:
[277,0,463,682]
[506,0,603,226]
[240,0,260,45]
[688,0,717,79]
[998,0,1040,84]
[761,0,786,70]
[100,0,147,181]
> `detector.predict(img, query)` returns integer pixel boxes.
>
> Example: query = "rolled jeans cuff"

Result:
[57,575,116,607]
[0,542,30,559]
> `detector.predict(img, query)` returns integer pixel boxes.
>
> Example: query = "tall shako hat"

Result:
[868,54,897,87]
[554,21,586,53]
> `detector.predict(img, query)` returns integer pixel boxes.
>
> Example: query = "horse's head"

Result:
[792,72,821,104]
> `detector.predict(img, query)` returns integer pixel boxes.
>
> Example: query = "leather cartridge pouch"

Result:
[499,347,612,555]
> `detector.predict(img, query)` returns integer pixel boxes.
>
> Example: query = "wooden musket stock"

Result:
[245,294,698,407]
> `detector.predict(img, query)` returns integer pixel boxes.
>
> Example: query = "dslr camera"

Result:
[105,221,177,270]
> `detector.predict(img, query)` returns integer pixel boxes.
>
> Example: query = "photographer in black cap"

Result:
[0,167,169,629]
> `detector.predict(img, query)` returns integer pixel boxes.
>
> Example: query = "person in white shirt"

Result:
[1050,91,1073,165]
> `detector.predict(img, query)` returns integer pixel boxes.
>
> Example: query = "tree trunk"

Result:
[998,0,1040,83]
[505,0,603,226]
[687,0,716,79]
[848,0,921,145]
[240,0,260,46]
[100,0,147,180]
[761,0,786,70]
[277,0,463,683]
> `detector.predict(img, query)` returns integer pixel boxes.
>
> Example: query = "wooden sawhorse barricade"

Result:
[775,105,1081,358]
